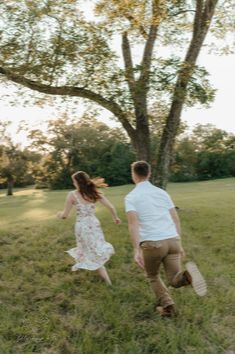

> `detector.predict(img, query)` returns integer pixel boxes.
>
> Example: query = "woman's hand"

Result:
[56,211,65,219]
[113,217,121,225]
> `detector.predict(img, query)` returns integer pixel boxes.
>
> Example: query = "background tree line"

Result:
[1,117,235,195]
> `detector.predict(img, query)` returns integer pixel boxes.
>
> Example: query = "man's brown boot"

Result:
[156,304,177,317]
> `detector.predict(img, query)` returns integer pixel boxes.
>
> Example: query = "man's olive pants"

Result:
[140,237,189,308]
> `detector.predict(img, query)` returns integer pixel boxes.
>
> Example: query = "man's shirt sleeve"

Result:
[125,195,137,212]
[165,193,175,209]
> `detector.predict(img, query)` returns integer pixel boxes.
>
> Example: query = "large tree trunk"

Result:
[131,117,151,160]
[7,179,13,196]
[156,0,219,189]
[135,131,150,161]
[132,92,151,161]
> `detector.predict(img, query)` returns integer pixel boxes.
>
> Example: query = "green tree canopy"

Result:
[170,124,235,181]
[28,115,135,188]
[0,122,38,195]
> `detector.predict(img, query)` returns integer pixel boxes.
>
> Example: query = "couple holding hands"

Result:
[57,161,206,317]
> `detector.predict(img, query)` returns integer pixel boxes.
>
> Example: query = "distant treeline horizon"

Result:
[1,117,235,194]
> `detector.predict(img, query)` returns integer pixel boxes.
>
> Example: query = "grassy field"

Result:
[0,179,235,354]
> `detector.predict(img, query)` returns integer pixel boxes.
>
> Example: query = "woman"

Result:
[57,171,121,285]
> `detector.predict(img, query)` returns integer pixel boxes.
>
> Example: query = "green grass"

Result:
[0,179,235,354]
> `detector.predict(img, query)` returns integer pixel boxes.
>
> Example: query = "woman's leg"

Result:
[97,266,112,285]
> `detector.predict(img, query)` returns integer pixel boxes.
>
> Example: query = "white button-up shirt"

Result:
[125,181,178,242]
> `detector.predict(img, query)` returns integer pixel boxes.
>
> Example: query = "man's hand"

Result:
[134,248,145,269]
[180,246,186,259]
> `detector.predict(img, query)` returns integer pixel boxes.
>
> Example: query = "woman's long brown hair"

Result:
[72,171,107,202]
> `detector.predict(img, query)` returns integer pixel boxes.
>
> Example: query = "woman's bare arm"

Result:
[57,192,75,219]
[98,195,121,224]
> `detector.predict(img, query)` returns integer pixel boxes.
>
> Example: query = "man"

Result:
[125,161,206,317]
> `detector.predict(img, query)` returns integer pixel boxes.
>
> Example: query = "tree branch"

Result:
[0,66,136,140]
[138,24,158,88]
[168,0,219,117]
[170,9,196,17]
[125,14,148,39]
[185,0,218,65]
[138,0,160,90]
[121,32,136,101]
[202,0,219,24]
[156,0,219,188]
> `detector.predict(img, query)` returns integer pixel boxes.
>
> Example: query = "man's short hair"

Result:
[131,161,151,177]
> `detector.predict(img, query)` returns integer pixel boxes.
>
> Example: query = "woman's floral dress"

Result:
[66,191,114,271]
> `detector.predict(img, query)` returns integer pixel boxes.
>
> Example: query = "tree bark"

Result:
[131,117,151,160]
[156,0,219,189]
[121,17,158,162]
[7,179,13,196]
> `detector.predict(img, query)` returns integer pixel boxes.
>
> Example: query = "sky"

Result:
[182,52,235,134]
